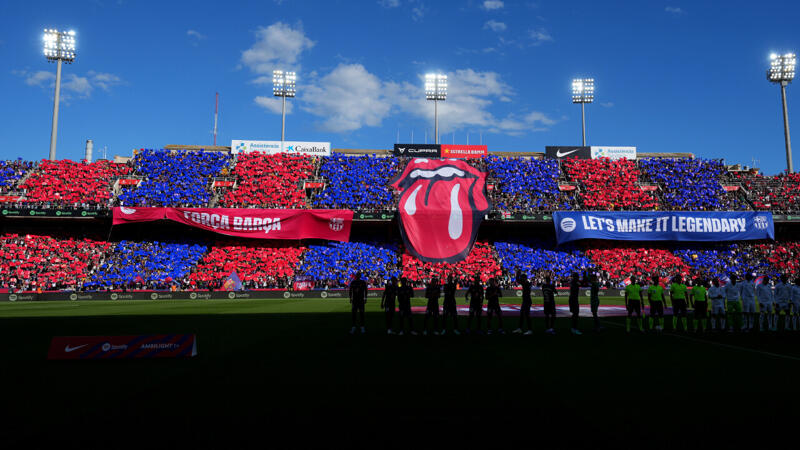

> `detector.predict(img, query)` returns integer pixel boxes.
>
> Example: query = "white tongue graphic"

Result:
[405,184,422,216]
[449,184,463,239]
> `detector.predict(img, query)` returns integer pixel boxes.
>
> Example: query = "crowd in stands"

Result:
[190,244,305,289]
[0,159,34,195]
[17,160,131,208]
[639,158,747,211]
[494,241,595,286]
[486,156,574,212]
[296,241,401,288]
[117,150,230,207]
[311,154,402,210]
[219,153,316,208]
[564,157,659,210]
[86,240,207,290]
[584,244,689,285]
[401,242,502,287]
[0,234,111,291]
[734,170,800,213]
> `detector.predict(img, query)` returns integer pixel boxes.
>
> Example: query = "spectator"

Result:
[190,244,305,289]
[402,242,501,287]
[296,241,401,288]
[18,159,131,208]
[639,158,748,211]
[311,154,401,211]
[563,157,659,210]
[486,156,574,212]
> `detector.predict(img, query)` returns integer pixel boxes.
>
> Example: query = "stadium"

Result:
[2,2,800,448]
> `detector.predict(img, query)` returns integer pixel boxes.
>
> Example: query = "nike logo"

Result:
[64,344,88,353]
[556,149,579,158]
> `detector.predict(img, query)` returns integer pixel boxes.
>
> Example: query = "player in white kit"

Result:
[791,277,800,331]
[723,274,743,332]
[739,273,757,331]
[774,274,792,332]
[756,275,775,332]
[708,278,726,331]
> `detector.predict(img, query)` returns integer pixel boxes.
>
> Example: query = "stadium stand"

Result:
[734,170,800,213]
[639,158,748,211]
[189,244,305,289]
[0,234,112,291]
[494,241,595,286]
[117,149,230,207]
[402,242,501,287]
[584,244,689,285]
[296,241,401,288]
[0,159,35,195]
[486,156,574,211]
[17,159,131,208]
[311,154,402,210]
[219,152,317,208]
[563,157,659,210]
[88,240,207,290]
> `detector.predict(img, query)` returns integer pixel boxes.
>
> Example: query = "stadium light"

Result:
[43,29,76,161]
[273,70,296,146]
[425,73,447,145]
[572,78,594,146]
[767,52,796,173]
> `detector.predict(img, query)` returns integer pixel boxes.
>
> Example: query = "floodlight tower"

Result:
[572,78,594,146]
[273,70,296,147]
[425,73,447,145]
[768,53,796,173]
[43,29,76,161]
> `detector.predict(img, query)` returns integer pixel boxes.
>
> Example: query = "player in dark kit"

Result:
[397,277,417,336]
[441,274,460,335]
[466,275,485,334]
[380,276,398,335]
[513,271,533,335]
[541,275,557,334]
[349,272,368,334]
[569,273,583,335]
[485,277,505,334]
[589,274,602,332]
[423,277,441,335]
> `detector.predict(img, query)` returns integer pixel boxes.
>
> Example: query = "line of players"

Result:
[624,273,800,334]
[348,271,601,335]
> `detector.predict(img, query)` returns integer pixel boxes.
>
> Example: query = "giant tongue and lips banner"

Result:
[113,207,353,241]
[391,158,491,263]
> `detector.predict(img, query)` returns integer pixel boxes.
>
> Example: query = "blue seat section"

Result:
[312,154,400,210]
[88,240,207,288]
[118,149,230,206]
[486,156,572,211]
[296,241,401,288]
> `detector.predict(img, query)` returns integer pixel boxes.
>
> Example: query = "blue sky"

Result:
[0,0,797,174]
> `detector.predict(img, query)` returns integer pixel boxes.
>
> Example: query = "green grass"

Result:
[1,298,799,448]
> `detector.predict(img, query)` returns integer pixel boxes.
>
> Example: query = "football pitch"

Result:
[2,297,800,448]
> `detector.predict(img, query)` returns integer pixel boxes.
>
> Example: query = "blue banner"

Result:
[553,211,774,244]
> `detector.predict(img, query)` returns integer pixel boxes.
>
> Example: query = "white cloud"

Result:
[411,3,427,21]
[600,101,614,108]
[482,0,504,10]
[484,20,507,32]
[187,30,205,40]
[241,22,315,76]
[388,69,557,135]
[529,28,553,45]
[665,6,685,14]
[302,64,393,132]
[255,96,294,115]
[378,0,400,7]
[14,69,123,100]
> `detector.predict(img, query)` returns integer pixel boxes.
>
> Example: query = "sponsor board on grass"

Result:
[0,288,625,302]
[48,334,197,360]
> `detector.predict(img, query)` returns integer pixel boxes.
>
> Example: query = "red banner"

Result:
[47,334,197,360]
[118,178,141,186]
[212,180,235,187]
[113,207,167,225]
[113,207,352,241]
[0,195,21,202]
[440,145,488,158]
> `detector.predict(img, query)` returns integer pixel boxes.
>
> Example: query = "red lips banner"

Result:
[113,207,353,242]
[391,158,491,263]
